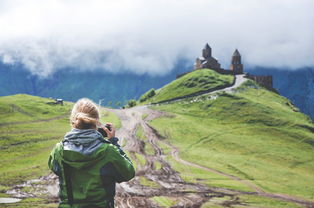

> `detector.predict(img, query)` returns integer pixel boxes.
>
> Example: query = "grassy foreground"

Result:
[149,80,314,201]
[0,94,120,207]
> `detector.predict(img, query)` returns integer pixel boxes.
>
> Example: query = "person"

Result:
[48,98,135,208]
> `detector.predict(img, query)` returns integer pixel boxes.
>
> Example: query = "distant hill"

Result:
[140,69,234,103]
[141,71,314,202]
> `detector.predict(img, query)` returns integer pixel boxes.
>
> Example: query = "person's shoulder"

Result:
[49,142,64,160]
[52,142,63,153]
[97,141,122,157]
[93,140,115,154]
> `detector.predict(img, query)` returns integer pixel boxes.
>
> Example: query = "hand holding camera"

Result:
[97,123,115,139]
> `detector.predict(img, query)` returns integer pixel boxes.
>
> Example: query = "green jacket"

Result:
[48,129,135,208]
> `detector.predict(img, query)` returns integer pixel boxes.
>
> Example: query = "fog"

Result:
[0,0,313,77]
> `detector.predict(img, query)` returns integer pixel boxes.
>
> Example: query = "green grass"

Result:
[139,176,161,188]
[154,161,162,170]
[134,152,146,167]
[149,80,314,201]
[201,194,302,208]
[99,108,121,129]
[151,196,177,207]
[165,155,253,192]
[0,94,121,207]
[141,69,234,103]
[0,94,71,124]
[142,113,149,120]
[236,194,302,208]
[0,94,73,187]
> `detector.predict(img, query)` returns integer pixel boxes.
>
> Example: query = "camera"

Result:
[97,124,112,137]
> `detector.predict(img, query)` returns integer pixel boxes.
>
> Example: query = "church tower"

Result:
[202,43,212,59]
[230,49,243,74]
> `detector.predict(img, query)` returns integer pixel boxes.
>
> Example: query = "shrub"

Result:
[127,99,137,107]
[139,89,156,102]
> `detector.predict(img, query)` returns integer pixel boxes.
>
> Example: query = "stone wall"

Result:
[246,74,273,90]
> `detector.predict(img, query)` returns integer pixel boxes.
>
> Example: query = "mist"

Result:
[0,0,313,77]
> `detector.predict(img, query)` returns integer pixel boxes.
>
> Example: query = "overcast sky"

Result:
[0,0,313,77]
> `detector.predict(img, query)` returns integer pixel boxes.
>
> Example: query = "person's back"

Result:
[48,98,135,208]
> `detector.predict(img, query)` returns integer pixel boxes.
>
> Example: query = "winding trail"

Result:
[108,106,314,208]
[110,107,215,208]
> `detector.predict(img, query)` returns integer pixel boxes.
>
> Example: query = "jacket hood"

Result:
[64,128,102,145]
[60,128,109,169]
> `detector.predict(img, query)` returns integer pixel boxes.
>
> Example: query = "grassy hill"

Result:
[148,79,314,204]
[0,94,120,207]
[140,69,234,103]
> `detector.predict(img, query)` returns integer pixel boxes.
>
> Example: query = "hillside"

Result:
[0,94,120,207]
[247,67,314,121]
[140,69,234,103]
[1,72,314,207]
[147,79,314,204]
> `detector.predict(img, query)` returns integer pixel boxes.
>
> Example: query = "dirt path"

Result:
[210,74,247,94]
[116,106,314,208]
[109,107,219,208]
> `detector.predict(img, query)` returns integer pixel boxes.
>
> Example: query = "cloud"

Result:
[0,0,313,77]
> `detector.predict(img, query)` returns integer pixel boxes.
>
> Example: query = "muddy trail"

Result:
[109,106,240,208]
[4,106,314,207]
[106,106,314,208]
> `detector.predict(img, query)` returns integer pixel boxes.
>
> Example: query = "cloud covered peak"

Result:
[0,0,313,77]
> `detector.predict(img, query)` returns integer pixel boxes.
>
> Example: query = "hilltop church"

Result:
[189,43,273,90]
[194,43,243,75]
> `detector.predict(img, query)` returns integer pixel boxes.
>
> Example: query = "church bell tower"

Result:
[202,43,212,59]
[230,49,243,74]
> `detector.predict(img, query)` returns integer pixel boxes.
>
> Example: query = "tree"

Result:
[127,99,137,108]
[139,88,156,102]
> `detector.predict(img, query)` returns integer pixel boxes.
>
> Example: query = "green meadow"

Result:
[149,80,314,201]
[0,94,120,207]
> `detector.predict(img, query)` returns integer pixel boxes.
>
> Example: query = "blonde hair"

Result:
[70,98,100,129]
